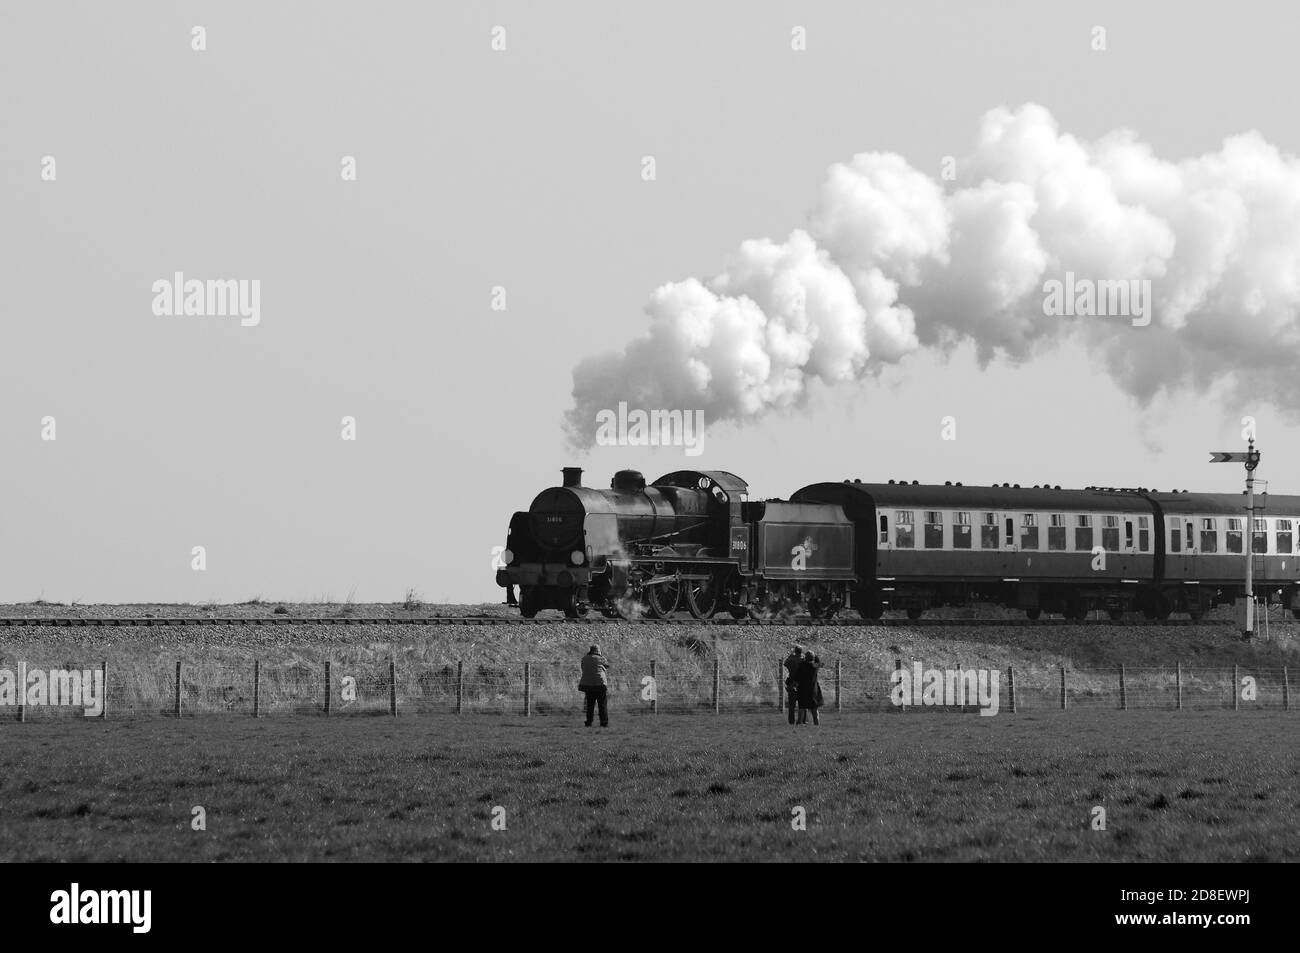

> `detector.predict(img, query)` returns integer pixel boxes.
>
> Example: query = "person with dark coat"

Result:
[579,645,610,727]
[783,645,803,724]
[796,652,822,725]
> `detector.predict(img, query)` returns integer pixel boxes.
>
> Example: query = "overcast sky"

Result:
[3,1,1298,604]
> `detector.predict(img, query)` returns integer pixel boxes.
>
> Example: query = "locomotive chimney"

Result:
[562,466,583,488]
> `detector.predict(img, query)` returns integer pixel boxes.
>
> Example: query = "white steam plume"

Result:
[566,104,1300,447]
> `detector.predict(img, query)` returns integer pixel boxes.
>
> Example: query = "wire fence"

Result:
[0,656,1294,720]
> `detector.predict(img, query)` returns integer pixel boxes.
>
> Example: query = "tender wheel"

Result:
[519,586,540,619]
[563,598,587,619]
[858,597,884,620]
[685,575,720,620]
[906,607,924,621]
[1025,608,1042,620]
[646,581,680,619]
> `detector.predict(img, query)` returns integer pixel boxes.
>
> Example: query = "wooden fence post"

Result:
[100,660,108,720]
[456,660,464,714]
[1060,664,1067,711]
[835,660,842,712]
[1232,664,1239,711]
[174,661,182,718]
[1008,666,1017,713]
[1176,661,1183,711]
[1119,664,1126,711]
[253,660,261,718]
[524,661,532,717]
[1284,666,1290,712]
[712,658,720,714]
[389,658,397,717]
[650,659,657,715]
[324,660,332,716]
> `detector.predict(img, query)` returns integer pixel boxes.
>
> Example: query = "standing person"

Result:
[579,645,610,727]
[783,645,803,724]
[796,651,822,726]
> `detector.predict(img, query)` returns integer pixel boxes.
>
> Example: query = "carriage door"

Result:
[1124,519,1135,553]
[1003,516,1016,551]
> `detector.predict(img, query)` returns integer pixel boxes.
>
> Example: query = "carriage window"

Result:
[980,512,999,550]
[1252,518,1268,554]
[1048,514,1066,551]
[1138,516,1149,551]
[1125,521,1134,549]
[1075,514,1093,551]
[1278,519,1293,554]
[1004,517,1014,547]
[879,514,888,544]
[1170,524,1181,553]
[1101,515,1119,552]
[1226,518,1243,554]
[924,511,944,549]
[1201,518,1218,553]
[1020,513,1039,550]
[953,511,972,549]
[895,511,914,549]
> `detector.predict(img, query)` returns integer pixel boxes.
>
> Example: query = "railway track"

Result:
[0,615,1248,627]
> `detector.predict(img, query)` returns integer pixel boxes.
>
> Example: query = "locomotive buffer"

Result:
[1210,438,1262,640]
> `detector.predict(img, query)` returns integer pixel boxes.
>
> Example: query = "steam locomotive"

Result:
[496,467,1300,621]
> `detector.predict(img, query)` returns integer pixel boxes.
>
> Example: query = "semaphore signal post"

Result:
[1210,438,1262,640]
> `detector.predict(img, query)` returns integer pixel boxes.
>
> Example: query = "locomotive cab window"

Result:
[1075,515,1093,551]
[1278,519,1293,554]
[923,511,944,549]
[1201,518,1218,553]
[895,511,914,549]
[1020,513,1039,550]
[953,511,972,549]
[1048,514,1066,551]
[1252,518,1268,554]
[980,512,999,550]
[1100,515,1119,552]
[1226,518,1243,554]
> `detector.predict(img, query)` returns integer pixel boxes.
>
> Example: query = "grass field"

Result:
[1,710,1295,861]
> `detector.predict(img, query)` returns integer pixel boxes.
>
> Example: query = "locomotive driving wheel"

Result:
[519,586,540,619]
[685,574,719,620]
[646,580,681,619]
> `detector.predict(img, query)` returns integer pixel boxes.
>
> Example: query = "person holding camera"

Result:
[579,645,610,727]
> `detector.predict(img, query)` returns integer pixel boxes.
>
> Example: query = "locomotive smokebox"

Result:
[562,466,583,488]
